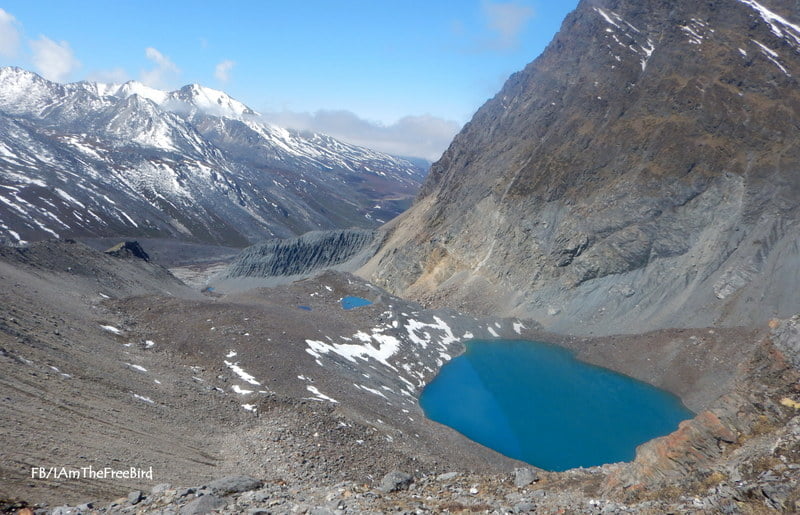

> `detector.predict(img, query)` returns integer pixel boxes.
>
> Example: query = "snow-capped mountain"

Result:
[0,67,426,246]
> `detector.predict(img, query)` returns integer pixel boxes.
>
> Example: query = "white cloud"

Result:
[88,67,129,84]
[141,46,179,88]
[482,1,535,50]
[0,8,21,57]
[260,109,461,162]
[30,36,81,82]
[214,60,235,83]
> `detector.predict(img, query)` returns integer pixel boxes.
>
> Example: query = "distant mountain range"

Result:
[0,67,427,247]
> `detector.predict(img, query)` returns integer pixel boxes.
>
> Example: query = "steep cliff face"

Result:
[362,0,800,335]
[222,229,379,279]
[211,229,381,291]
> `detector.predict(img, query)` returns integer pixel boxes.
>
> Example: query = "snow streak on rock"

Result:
[594,7,655,71]
[306,385,338,403]
[224,360,261,386]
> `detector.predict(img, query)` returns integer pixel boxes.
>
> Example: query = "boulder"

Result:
[179,494,224,515]
[378,470,413,493]
[127,490,144,505]
[207,475,263,496]
[514,467,539,488]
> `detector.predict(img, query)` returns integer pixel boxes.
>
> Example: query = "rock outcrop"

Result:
[212,229,380,290]
[103,241,150,261]
[601,316,800,510]
[361,0,800,336]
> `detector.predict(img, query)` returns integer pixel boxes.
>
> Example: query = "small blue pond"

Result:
[297,305,312,311]
[419,339,693,471]
[340,296,373,310]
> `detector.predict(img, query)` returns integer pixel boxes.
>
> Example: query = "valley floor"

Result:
[1,241,798,513]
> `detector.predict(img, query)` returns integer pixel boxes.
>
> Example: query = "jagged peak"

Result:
[0,66,64,113]
[111,81,169,104]
[168,83,258,118]
[0,66,45,80]
[0,66,257,121]
[0,66,58,92]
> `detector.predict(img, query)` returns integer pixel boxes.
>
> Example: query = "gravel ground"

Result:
[1,241,798,513]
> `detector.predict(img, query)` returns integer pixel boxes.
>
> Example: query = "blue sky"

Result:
[0,1,579,160]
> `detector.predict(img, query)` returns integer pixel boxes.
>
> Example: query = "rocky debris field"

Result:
[1,240,799,513]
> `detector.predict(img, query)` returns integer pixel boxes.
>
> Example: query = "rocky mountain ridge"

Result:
[361,0,800,336]
[211,229,381,291]
[0,67,426,247]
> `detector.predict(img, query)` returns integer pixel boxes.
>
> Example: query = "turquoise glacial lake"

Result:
[340,296,373,310]
[419,339,693,471]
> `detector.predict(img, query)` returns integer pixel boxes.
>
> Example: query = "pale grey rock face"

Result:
[362,0,800,336]
[211,229,382,291]
[221,229,379,279]
[774,315,800,369]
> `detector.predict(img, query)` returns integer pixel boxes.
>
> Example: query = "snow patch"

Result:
[306,385,338,403]
[132,393,154,404]
[404,316,457,349]
[232,384,253,395]
[224,360,261,385]
[305,331,401,371]
[355,383,389,400]
[49,365,71,378]
[100,325,123,335]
